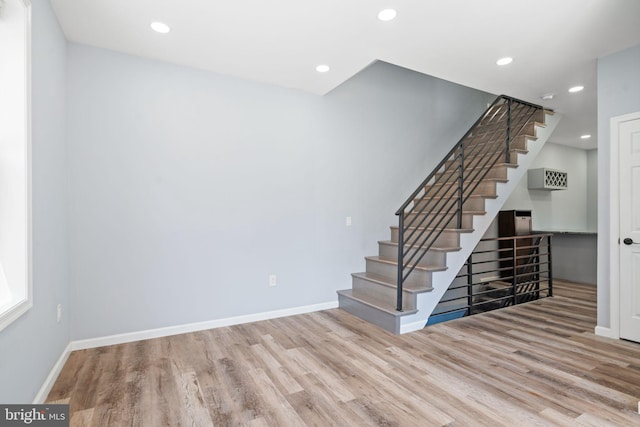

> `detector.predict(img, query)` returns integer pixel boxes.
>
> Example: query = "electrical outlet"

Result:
[346,216,352,227]
[56,304,62,323]
[269,274,277,287]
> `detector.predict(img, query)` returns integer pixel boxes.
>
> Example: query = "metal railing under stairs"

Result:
[394,95,545,311]
[428,233,553,323]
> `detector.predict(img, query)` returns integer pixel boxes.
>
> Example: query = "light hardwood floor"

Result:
[47,281,640,426]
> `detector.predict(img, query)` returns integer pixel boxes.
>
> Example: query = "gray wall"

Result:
[0,0,70,402]
[66,46,493,340]
[586,149,598,231]
[597,43,640,328]
[552,234,597,285]
[502,143,592,231]
[493,142,598,285]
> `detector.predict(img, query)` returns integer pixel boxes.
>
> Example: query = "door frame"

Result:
[607,111,640,339]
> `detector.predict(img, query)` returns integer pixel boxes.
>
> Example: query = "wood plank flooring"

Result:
[47,281,640,426]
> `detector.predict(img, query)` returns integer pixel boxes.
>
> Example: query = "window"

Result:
[0,0,32,331]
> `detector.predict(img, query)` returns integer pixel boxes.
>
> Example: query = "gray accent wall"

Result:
[66,47,493,340]
[597,43,640,328]
[0,0,70,403]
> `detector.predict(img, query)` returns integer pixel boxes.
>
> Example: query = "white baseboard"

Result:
[33,342,72,404]
[36,301,339,401]
[594,325,619,339]
[71,300,339,351]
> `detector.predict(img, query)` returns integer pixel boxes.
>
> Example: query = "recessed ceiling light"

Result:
[568,85,584,93]
[541,93,555,101]
[581,134,591,139]
[316,64,330,73]
[496,57,513,66]
[378,9,397,21]
[150,22,171,34]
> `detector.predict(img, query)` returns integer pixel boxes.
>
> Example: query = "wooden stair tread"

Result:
[377,240,461,253]
[365,256,448,272]
[390,225,474,233]
[416,193,498,206]
[352,272,433,293]
[465,147,528,156]
[407,210,487,216]
[429,177,508,185]
[442,162,518,168]
[418,191,500,200]
[465,133,537,141]
[442,161,519,170]
[414,193,498,201]
[337,289,418,317]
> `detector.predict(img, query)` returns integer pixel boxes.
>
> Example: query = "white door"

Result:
[620,116,640,342]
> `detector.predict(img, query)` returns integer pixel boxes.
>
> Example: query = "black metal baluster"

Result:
[505,98,512,163]
[457,146,464,229]
[433,233,553,321]
[512,237,517,306]
[396,212,404,311]
[548,235,553,297]
[467,254,473,315]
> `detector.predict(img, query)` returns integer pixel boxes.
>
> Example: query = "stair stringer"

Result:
[397,112,561,334]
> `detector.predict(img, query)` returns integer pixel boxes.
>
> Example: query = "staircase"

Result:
[337,95,560,334]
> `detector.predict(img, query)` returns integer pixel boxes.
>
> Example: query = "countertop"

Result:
[533,230,597,236]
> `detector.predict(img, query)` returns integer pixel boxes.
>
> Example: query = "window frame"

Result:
[0,0,33,332]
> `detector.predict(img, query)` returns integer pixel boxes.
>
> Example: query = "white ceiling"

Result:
[51,0,640,150]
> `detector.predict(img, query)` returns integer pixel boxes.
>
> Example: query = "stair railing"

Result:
[431,233,553,320]
[395,95,544,311]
